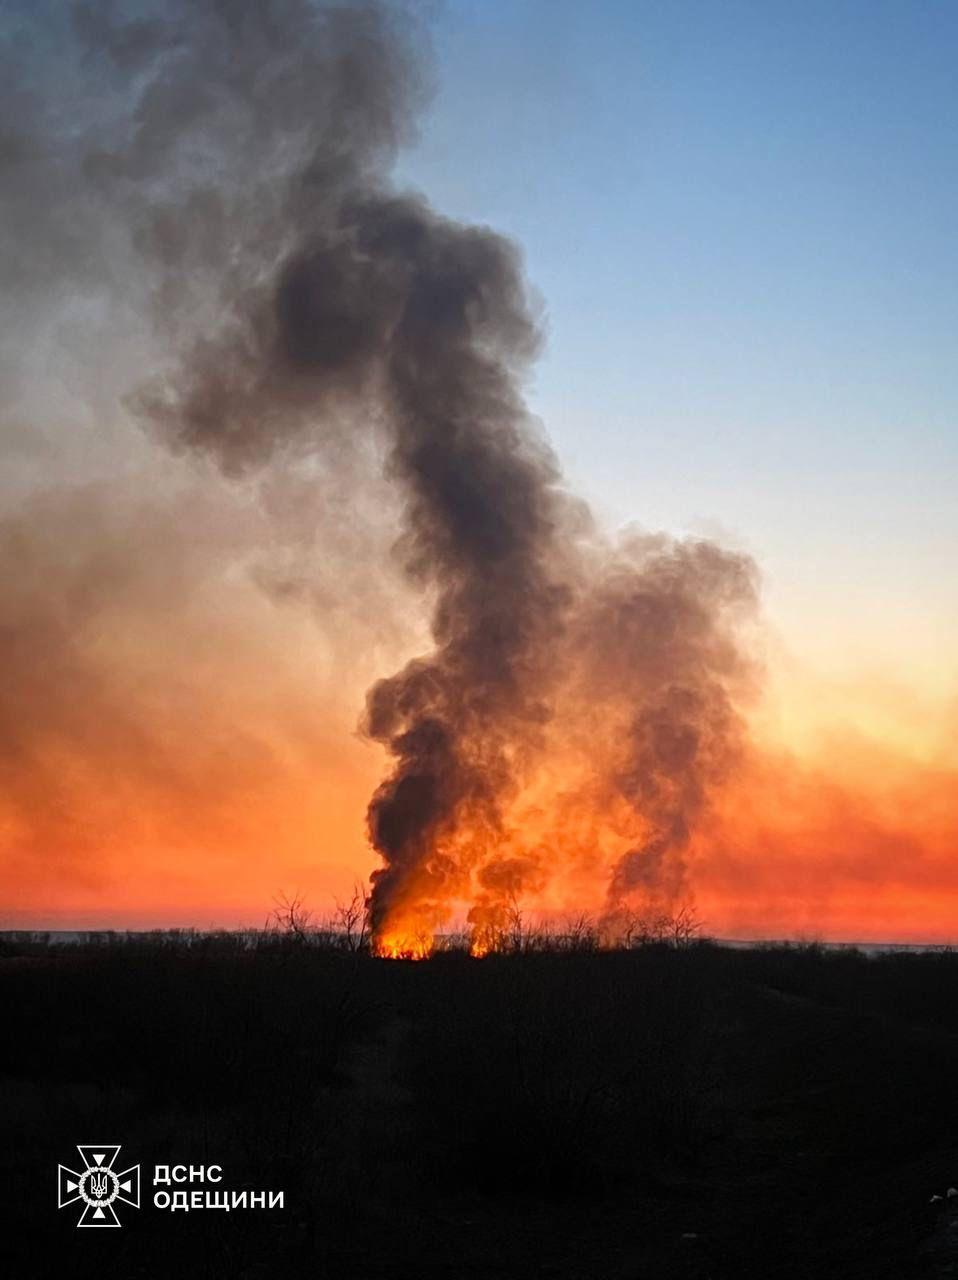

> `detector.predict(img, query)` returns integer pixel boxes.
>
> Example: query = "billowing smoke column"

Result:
[54,0,757,950]
[574,536,757,925]
[255,191,572,946]
[354,208,570,944]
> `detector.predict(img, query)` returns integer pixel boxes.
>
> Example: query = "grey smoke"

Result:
[2,0,759,937]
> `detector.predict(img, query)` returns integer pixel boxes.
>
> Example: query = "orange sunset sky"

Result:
[2,0,956,943]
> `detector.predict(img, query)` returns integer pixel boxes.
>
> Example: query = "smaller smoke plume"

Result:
[577,536,758,922]
[443,533,760,945]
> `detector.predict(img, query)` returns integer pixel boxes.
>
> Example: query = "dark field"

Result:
[3,934,958,1279]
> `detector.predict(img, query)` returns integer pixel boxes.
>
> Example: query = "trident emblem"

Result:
[58,1145,141,1227]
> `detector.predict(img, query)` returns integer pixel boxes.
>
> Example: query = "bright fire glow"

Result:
[374,931,433,960]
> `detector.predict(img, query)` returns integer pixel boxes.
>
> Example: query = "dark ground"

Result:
[3,934,958,1279]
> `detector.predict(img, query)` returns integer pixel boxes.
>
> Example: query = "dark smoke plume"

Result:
[8,0,758,940]
[575,536,758,920]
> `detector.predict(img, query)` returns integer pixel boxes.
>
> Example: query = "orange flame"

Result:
[374,929,433,960]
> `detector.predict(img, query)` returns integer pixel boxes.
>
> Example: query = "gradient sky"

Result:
[2,1,956,940]
[398,0,958,716]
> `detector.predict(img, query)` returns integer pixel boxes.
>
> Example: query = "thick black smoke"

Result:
[7,0,758,940]
[153,185,573,935]
[100,0,576,938]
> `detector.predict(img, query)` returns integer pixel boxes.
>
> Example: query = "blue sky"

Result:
[398,0,958,694]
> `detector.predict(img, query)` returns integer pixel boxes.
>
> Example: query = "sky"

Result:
[399,0,958,714]
[1,0,956,942]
